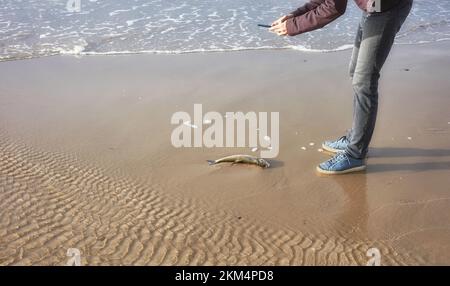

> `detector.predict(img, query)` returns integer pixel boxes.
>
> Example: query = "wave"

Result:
[0,44,358,62]
[1,39,450,63]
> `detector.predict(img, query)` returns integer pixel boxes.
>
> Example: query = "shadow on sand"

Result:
[368,147,450,173]
[368,161,450,173]
[370,147,450,158]
[267,160,284,169]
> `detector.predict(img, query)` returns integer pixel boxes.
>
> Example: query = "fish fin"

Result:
[207,160,216,166]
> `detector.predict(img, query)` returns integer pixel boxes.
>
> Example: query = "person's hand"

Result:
[270,14,293,36]
[270,21,288,36]
[271,14,293,27]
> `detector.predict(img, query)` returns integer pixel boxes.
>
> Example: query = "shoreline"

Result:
[1,39,450,64]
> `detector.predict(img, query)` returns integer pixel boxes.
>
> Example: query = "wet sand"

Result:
[1,41,450,265]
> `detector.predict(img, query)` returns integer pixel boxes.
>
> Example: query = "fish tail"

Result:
[207,160,216,166]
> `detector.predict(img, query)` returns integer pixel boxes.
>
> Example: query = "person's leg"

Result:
[345,0,413,159]
[346,18,363,141]
[321,20,362,154]
[349,20,363,80]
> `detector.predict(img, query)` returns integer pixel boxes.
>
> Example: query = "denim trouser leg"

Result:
[346,0,413,159]
[347,22,362,140]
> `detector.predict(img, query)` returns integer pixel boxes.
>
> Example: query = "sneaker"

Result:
[316,152,366,175]
[322,136,349,154]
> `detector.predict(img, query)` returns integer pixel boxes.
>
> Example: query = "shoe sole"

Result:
[316,165,367,175]
[321,143,345,154]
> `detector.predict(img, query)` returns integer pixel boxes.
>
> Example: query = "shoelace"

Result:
[337,136,348,144]
[329,152,351,166]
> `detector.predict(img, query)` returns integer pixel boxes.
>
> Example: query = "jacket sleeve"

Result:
[286,0,348,36]
[289,0,325,17]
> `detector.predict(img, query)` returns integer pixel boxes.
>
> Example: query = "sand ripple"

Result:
[0,129,422,265]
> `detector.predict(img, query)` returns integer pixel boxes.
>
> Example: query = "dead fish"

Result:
[207,155,270,168]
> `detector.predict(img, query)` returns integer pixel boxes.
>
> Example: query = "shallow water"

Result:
[0,0,449,61]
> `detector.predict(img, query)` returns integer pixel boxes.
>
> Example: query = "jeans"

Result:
[346,0,413,159]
